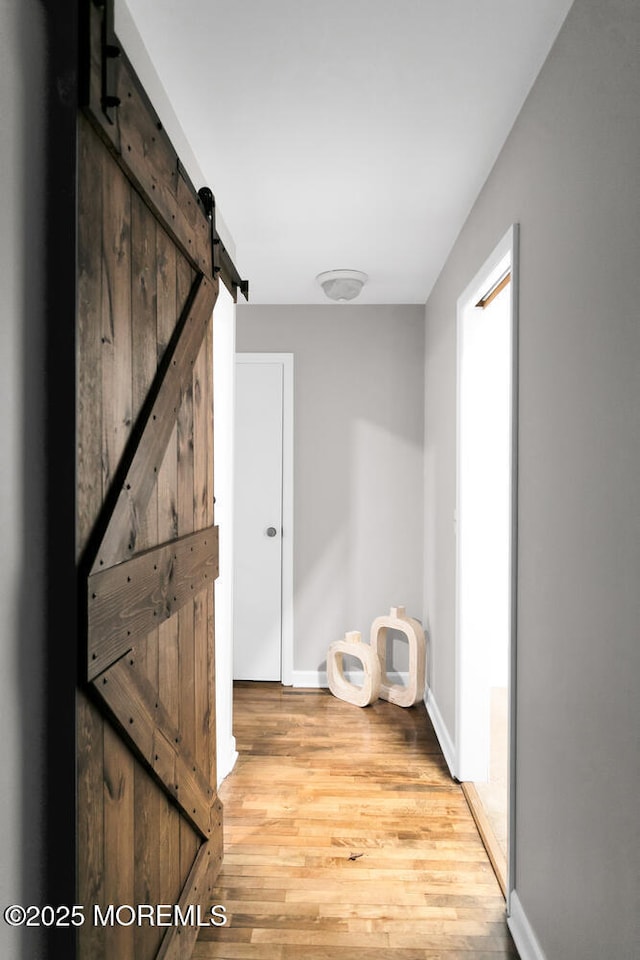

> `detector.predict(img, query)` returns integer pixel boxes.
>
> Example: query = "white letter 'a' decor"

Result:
[327,607,426,708]
[327,631,382,706]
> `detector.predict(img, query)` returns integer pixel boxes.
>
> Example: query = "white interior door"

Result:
[455,224,519,902]
[233,358,284,680]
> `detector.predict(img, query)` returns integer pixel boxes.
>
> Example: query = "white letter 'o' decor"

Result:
[371,606,425,707]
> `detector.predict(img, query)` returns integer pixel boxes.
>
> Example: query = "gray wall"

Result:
[1,4,77,957]
[0,3,46,957]
[237,304,425,677]
[423,0,640,956]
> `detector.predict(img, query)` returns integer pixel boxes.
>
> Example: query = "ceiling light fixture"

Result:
[316,269,368,302]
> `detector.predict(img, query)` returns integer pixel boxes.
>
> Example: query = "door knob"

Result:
[266,527,278,538]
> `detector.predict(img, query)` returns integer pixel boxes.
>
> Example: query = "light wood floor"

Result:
[464,686,509,895]
[474,687,508,859]
[195,682,519,959]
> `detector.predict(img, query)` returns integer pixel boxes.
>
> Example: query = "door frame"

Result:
[454,224,519,905]
[235,353,294,685]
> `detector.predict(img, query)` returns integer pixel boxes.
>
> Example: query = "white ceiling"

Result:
[124,0,573,305]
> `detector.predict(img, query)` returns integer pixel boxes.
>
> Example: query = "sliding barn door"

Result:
[76,4,226,958]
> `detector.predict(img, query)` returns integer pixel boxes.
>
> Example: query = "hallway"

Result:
[195,682,518,959]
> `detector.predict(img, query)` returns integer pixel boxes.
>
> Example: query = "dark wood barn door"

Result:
[75,4,235,957]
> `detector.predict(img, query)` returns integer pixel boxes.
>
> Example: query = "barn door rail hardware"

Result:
[93,0,121,124]
[198,186,249,302]
[197,187,221,279]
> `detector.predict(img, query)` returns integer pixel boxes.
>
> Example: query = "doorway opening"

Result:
[233,353,294,684]
[455,225,519,902]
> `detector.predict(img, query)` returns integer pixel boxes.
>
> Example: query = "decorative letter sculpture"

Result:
[327,631,381,707]
[327,607,426,709]
[371,606,425,707]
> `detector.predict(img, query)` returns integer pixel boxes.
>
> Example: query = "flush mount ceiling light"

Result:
[316,269,368,302]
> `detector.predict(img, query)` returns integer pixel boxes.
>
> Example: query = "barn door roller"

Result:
[198,186,250,302]
[94,0,121,124]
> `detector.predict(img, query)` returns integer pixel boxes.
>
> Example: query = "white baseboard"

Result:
[507,890,548,960]
[292,669,328,688]
[216,736,238,787]
[292,669,409,689]
[424,686,457,778]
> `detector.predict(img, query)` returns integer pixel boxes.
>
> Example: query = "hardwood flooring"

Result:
[195,682,519,959]
[473,686,508,859]
[463,686,509,896]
